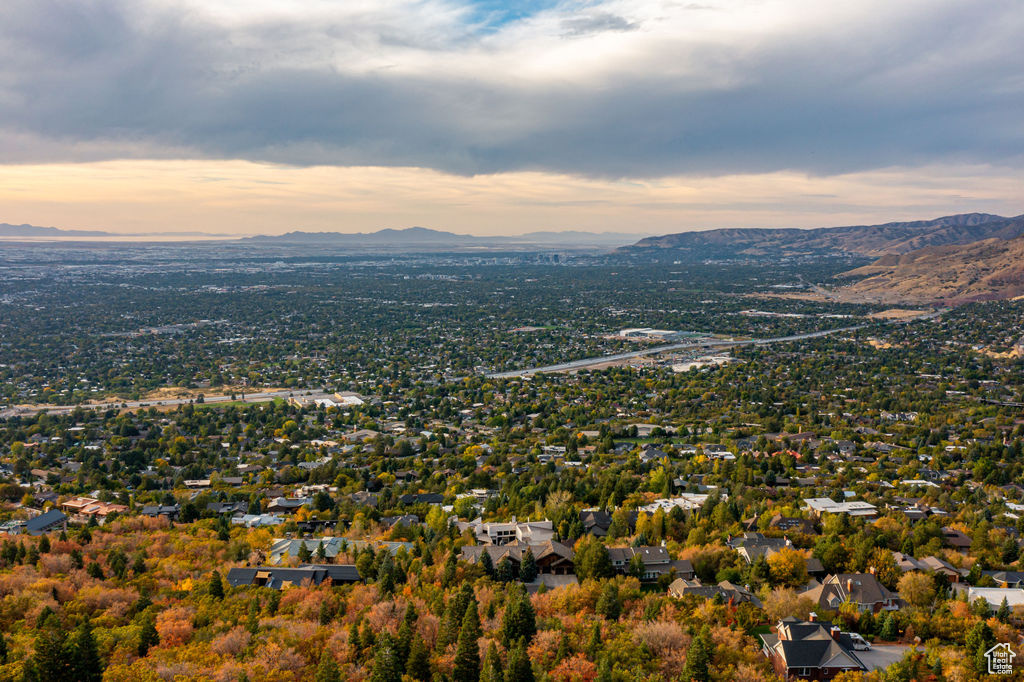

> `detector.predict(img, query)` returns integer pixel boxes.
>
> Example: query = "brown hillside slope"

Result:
[838,236,1024,305]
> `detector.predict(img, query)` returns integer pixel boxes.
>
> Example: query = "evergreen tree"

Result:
[370,634,402,682]
[748,554,771,586]
[208,570,225,600]
[442,552,458,588]
[596,582,621,621]
[555,633,571,662]
[0,633,7,665]
[266,590,281,616]
[406,634,431,682]
[32,625,68,680]
[246,600,261,635]
[440,583,476,647]
[501,589,537,646]
[627,554,645,580]
[378,552,396,595]
[997,596,1011,622]
[314,653,341,682]
[595,656,612,682]
[479,551,494,577]
[67,622,103,682]
[298,542,313,563]
[360,621,377,651]
[481,643,503,682]
[504,640,534,682]
[681,625,712,682]
[857,609,874,636]
[518,550,538,583]
[495,557,515,583]
[396,603,416,667]
[585,622,602,660]
[38,535,50,554]
[453,603,481,682]
[138,613,159,657]
[879,613,898,641]
[965,621,995,674]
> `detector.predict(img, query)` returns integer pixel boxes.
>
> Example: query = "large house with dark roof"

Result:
[26,509,68,536]
[227,564,360,589]
[760,617,867,680]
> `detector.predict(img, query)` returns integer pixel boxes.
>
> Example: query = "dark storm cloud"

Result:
[0,0,1021,178]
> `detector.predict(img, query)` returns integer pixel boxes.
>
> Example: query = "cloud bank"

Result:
[2,0,1022,178]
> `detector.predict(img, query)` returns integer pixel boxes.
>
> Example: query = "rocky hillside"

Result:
[837,235,1024,304]
[618,213,1024,261]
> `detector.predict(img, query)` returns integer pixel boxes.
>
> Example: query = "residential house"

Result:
[207,501,249,515]
[580,510,613,537]
[768,514,817,534]
[226,564,360,589]
[349,491,379,508]
[398,493,444,505]
[942,527,973,554]
[965,586,1024,611]
[61,497,128,523]
[0,509,68,536]
[269,537,346,565]
[607,546,694,581]
[461,540,575,575]
[457,517,555,546]
[231,513,285,527]
[26,509,68,536]
[801,498,877,519]
[668,578,762,607]
[892,553,966,581]
[728,532,792,563]
[801,573,900,613]
[985,571,1024,589]
[381,514,420,530]
[140,504,180,520]
[760,617,867,680]
[266,497,311,514]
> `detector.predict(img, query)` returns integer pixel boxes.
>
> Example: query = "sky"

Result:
[0,0,1022,237]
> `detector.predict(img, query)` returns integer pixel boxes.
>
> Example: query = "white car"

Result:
[847,633,872,651]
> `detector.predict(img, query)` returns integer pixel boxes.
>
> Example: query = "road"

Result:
[485,310,943,379]
[484,327,865,378]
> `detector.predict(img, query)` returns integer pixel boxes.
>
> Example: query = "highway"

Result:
[483,327,865,378]
[484,310,943,379]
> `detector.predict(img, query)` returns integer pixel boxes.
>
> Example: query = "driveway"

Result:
[856,644,912,672]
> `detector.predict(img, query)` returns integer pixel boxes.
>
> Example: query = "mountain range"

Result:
[618,213,1024,260]
[0,223,642,249]
[240,226,640,249]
